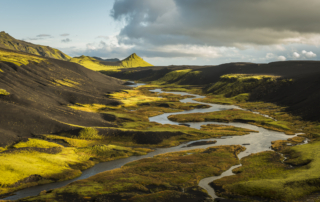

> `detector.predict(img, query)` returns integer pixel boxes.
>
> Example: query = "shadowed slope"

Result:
[0,48,128,147]
[108,61,320,121]
[0,31,71,61]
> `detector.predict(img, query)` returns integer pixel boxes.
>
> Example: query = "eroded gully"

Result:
[5,83,296,200]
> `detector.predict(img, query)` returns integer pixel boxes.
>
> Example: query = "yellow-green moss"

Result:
[52,79,79,88]
[214,141,320,201]
[0,89,10,95]
[13,138,63,148]
[120,53,153,68]
[0,148,83,187]
[70,54,152,72]
[109,89,163,108]
[22,145,244,201]
[78,127,103,140]
[0,49,47,66]
[168,109,292,133]
[0,31,71,61]
[152,69,202,85]
[70,56,120,71]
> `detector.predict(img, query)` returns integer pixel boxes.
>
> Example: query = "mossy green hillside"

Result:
[20,145,245,202]
[204,74,292,97]
[151,69,202,85]
[0,31,71,61]
[213,140,320,201]
[70,53,152,72]
[121,53,153,68]
[0,130,153,196]
[70,56,121,71]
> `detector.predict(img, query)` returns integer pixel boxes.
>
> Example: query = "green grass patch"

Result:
[0,136,154,196]
[204,74,291,97]
[52,79,79,88]
[0,147,83,189]
[0,49,47,66]
[213,141,320,201]
[0,89,10,95]
[77,145,152,162]
[13,138,63,148]
[168,109,293,134]
[151,69,201,85]
[22,145,245,202]
[77,127,103,140]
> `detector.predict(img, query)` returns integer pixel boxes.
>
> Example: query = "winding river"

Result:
[4,83,295,200]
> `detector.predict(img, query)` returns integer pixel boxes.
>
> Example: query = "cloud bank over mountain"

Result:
[111,0,320,47]
[100,0,319,64]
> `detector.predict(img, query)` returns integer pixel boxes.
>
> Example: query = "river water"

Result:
[4,84,294,200]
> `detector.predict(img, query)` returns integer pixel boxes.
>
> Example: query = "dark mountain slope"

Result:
[0,31,71,61]
[0,48,128,147]
[109,61,320,121]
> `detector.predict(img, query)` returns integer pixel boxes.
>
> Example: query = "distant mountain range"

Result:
[70,53,153,71]
[0,31,153,70]
[0,31,71,61]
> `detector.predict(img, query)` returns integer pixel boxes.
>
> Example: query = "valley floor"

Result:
[1,82,320,202]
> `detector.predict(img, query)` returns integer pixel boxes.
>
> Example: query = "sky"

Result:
[1,0,320,66]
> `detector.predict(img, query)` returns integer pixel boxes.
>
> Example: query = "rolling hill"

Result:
[108,61,320,121]
[0,47,128,147]
[0,31,71,61]
[70,53,153,72]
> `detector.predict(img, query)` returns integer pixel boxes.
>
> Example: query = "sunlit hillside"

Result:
[70,53,153,72]
[0,31,71,61]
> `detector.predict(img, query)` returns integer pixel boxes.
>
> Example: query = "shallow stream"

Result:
[5,84,294,200]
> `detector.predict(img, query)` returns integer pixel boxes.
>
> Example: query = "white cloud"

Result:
[293,52,300,59]
[302,50,317,58]
[277,56,287,61]
[266,53,275,59]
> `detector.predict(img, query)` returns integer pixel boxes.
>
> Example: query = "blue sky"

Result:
[1,0,320,66]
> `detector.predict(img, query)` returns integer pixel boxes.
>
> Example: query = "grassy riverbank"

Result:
[0,86,258,198]
[0,129,152,197]
[17,145,245,202]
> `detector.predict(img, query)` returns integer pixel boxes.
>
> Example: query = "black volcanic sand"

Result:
[108,61,320,121]
[0,48,129,147]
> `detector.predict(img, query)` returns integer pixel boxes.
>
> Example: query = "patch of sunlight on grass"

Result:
[0,148,82,186]
[110,89,163,107]
[77,128,104,140]
[0,89,10,95]
[69,103,108,113]
[26,145,243,201]
[215,141,320,200]
[52,79,79,87]
[13,139,63,148]
[0,49,47,66]
[221,74,280,80]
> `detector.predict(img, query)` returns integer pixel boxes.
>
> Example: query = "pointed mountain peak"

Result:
[121,53,153,67]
